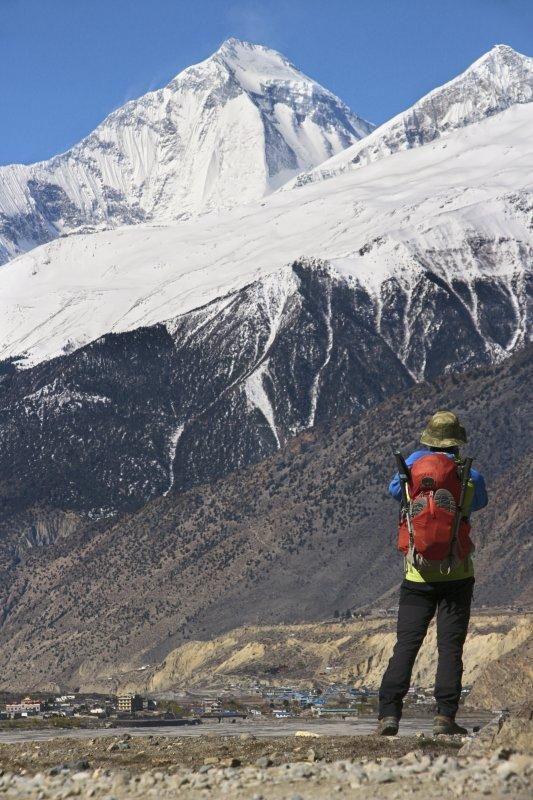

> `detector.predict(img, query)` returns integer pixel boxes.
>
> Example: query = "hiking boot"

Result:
[433,715,468,736]
[377,716,399,736]
[411,496,427,517]
[434,488,456,514]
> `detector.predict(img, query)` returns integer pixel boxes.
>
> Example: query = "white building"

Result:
[6,697,42,717]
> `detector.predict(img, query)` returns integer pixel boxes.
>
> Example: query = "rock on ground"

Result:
[0,728,531,799]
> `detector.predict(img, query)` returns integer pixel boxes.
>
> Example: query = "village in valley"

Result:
[0,681,459,728]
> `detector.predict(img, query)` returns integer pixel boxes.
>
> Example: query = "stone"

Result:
[402,750,424,763]
[288,764,314,779]
[220,757,241,768]
[64,759,90,772]
[496,762,517,781]
[255,756,273,769]
[508,753,533,774]
[403,754,432,774]
[490,746,515,763]
[372,767,396,783]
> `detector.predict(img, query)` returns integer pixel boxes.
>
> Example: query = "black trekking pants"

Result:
[378,577,474,720]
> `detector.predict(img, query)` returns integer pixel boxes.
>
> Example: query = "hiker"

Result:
[378,411,488,737]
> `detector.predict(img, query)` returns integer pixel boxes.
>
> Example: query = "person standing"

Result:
[378,411,488,736]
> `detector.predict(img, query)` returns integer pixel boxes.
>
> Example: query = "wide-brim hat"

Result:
[420,410,467,448]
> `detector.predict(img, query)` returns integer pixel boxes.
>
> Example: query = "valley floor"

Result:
[0,714,494,744]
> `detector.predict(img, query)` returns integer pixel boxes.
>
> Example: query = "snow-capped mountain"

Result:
[0,98,531,515]
[1,101,530,368]
[287,44,533,188]
[0,43,531,518]
[0,41,532,689]
[0,38,373,265]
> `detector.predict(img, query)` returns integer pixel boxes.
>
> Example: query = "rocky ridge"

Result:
[0,244,529,517]
[289,44,533,188]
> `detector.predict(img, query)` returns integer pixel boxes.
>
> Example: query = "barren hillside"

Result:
[0,347,530,690]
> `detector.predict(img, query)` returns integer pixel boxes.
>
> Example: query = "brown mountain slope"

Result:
[0,346,531,690]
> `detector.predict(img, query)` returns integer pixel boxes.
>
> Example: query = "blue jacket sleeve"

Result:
[388,451,426,502]
[468,468,488,512]
[388,472,402,502]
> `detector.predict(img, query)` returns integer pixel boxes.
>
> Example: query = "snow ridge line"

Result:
[308,283,333,428]
[163,423,184,496]
[507,269,529,351]
[244,361,281,449]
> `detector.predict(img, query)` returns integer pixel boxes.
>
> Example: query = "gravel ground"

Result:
[0,731,531,799]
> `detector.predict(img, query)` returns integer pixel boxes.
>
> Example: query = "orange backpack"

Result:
[397,453,473,568]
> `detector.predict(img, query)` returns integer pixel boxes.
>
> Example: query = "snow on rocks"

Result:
[0,100,531,369]
[287,44,533,189]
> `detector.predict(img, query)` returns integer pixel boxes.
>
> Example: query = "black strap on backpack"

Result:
[443,456,473,574]
[394,450,416,563]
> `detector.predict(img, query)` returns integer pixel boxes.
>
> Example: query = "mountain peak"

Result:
[210,37,309,93]
[484,43,527,60]
[216,37,287,62]
[289,43,532,189]
[0,38,373,264]
[217,37,265,54]
[467,43,531,73]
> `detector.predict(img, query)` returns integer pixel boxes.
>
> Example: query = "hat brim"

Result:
[420,432,466,448]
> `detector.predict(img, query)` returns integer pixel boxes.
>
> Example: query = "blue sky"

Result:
[1,0,532,165]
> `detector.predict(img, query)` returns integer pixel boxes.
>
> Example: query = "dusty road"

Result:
[0,712,492,744]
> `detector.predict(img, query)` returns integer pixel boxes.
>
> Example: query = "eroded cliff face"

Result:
[68,613,532,701]
[465,634,533,711]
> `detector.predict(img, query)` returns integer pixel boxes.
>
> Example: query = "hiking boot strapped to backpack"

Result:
[394,450,474,573]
